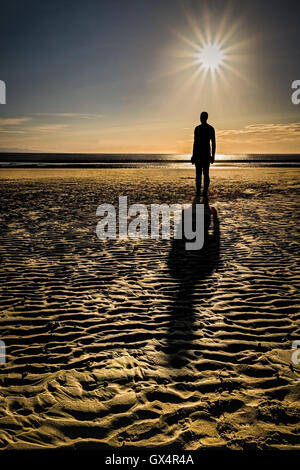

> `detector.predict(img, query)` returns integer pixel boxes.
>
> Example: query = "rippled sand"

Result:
[0,168,299,450]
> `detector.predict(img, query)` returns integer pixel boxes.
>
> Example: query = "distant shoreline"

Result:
[1,163,299,169]
[0,152,299,168]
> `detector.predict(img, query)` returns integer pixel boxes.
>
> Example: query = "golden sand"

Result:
[0,168,299,450]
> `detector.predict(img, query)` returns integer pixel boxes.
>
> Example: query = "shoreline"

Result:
[1,166,300,180]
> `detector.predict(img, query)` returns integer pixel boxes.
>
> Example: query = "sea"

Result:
[0,153,299,168]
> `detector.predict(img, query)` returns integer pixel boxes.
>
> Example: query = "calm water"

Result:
[0,153,299,168]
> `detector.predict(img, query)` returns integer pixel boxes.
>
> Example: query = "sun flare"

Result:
[166,3,254,93]
[198,43,224,70]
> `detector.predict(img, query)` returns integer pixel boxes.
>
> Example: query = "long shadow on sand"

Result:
[167,198,220,367]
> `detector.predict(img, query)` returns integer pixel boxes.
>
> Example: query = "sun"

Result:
[199,43,224,70]
[166,3,254,90]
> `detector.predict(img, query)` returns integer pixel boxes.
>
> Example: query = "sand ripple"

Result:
[0,169,299,450]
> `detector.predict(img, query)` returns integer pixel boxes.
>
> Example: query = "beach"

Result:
[0,167,299,450]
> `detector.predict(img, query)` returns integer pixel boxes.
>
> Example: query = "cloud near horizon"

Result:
[216,122,300,153]
[29,124,69,132]
[0,118,300,153]
[0,117,32,126]
[32,113,104,119]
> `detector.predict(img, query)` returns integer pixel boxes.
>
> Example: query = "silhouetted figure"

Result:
[167,199,220,367]
[191,112,216,198]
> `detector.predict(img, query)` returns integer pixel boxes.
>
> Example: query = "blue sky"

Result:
[0,0,299,153]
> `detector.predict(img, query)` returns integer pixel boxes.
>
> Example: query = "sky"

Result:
[0,0,299,154]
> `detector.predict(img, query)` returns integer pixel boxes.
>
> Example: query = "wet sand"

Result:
[0,167,299,450]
